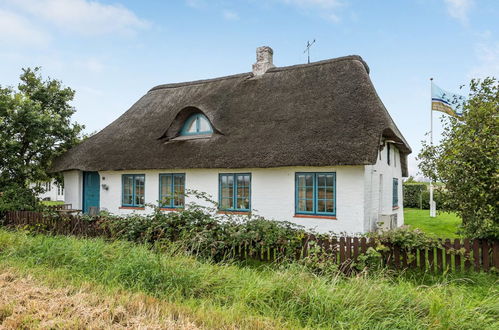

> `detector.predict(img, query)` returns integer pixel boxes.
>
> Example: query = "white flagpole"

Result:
[429,78,436,217]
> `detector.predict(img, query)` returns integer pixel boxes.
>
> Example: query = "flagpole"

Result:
[429,78,436,217]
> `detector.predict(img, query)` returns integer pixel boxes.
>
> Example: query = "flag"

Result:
[431,82,465,117]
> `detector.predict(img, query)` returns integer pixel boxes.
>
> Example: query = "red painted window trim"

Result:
[217,210,251,215]
[119,206,145,210]
[294,214,337,220]
[392,206,400,210]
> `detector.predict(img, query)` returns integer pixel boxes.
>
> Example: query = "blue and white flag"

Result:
[431,83,465,117]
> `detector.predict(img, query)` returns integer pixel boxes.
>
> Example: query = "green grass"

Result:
[0,229,497,329]
[40,201,64,206]
[404,208,462,238]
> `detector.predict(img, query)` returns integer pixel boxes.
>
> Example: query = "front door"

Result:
[83,171,100,214]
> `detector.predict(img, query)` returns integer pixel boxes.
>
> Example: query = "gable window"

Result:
[219,173,251,212]
[181,113,212,135]
[122,174,145,207]
[295,172,336,216]
[392,178,399,208]
[159,173,185,208]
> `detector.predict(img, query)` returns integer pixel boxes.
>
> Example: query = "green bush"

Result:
[403,183,447,210]
[403,183,426,208]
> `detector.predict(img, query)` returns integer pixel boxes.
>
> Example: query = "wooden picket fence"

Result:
[2,210,498,273]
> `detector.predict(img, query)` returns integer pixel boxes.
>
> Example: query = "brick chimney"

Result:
[252,46,275,76]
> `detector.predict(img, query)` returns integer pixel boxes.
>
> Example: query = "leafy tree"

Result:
[418,77,498,239]
[0,68,84,210]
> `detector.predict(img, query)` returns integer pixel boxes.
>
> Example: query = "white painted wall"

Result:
[63,170,83,209]
[32,180,64,201]
[97,166,366,234]
[363,143,404,232]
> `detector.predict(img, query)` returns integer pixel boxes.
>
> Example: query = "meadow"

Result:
[404,208,462,238]
[0,229,497,329]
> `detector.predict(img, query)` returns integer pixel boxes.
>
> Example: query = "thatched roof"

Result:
[52,55,411,176]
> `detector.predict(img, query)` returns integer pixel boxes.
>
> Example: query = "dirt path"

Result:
[0,270,200,329]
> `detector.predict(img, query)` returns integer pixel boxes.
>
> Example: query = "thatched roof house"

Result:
[56,47,411,234]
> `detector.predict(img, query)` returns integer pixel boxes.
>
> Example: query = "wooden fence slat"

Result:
[464,239,471,270]
[445,239,452,271]
[339,237,346,264]
[472,239,480,272]
[482,240,490,272]
[454,239,461,272]
[353,237,359,261]
[437,240,443,272]
[493,241,499,269]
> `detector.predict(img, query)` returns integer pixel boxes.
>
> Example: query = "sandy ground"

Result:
[0,270,200,329]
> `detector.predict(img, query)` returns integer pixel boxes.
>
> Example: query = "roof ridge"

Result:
[148,55,368,92]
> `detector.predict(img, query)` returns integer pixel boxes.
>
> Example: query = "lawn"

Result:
[40,200,64,206]
[0,229,497,329]
[404,208,462,238]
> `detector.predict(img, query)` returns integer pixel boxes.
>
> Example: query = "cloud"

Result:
[222,9,239,21]
[185,0,205,9]
[0,9,50,46]
[469,42,499,79]
[7,0,150,36]
[443,0,473,23]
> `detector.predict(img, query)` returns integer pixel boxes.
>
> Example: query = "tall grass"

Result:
[0,229,497,329]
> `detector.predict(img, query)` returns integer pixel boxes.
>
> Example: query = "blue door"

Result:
[83,172,100,214]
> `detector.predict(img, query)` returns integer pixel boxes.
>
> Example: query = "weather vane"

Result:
[303,39,316,64]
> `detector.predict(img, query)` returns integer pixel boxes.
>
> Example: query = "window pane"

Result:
[123,176,133,205]
[326,187,334,200]
[306,199,313,212]
[326,174,334,187]
[317,174,326,187]
[317,199,325,212]
[160,175,173,206]
[186,118,197,133]
[198,116,211,132]
[326,200,334,213]
[221,198,233,209]
[174,175,185,207]
[305,174,314,186]
[135,175,145,206]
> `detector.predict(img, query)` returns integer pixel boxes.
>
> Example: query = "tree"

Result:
[0,68,84,210]
[418,77,498,239]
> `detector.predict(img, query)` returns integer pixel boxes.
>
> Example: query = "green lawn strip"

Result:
[404,208,462,238]
[40,201,65,206]
[0,229,497,329]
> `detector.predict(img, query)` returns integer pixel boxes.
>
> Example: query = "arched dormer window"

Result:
[180,113,213,136]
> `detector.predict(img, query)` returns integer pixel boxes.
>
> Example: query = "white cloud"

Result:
[0,9,50,46]
[443,0,473,23]
[222,9,239,21]
[76,58,105,73]
[185,0,205,9]
[469,42,499,79]
[7,0,150,36]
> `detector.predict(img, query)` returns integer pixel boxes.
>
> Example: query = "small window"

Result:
[392,178,399,208]
[57,185,64,195]
[219,173,251,211]
[296,172,336,216]
[181,113,212,135]
[387,143,391,165]
[159,173,185,208]
[122,174,145,207]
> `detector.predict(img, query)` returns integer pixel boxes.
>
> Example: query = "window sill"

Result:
[160,207,184,211]
[294,214,337,220]
[119,206,145,210]
[392,206,400,210]
[217,210,251,215]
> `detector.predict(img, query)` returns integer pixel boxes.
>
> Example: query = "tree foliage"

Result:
[418,77,499,239]
[0,68,83,210]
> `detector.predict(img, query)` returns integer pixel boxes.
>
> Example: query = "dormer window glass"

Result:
[181,113,212,135]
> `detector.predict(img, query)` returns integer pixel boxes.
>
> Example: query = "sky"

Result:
[1,0,498,177]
